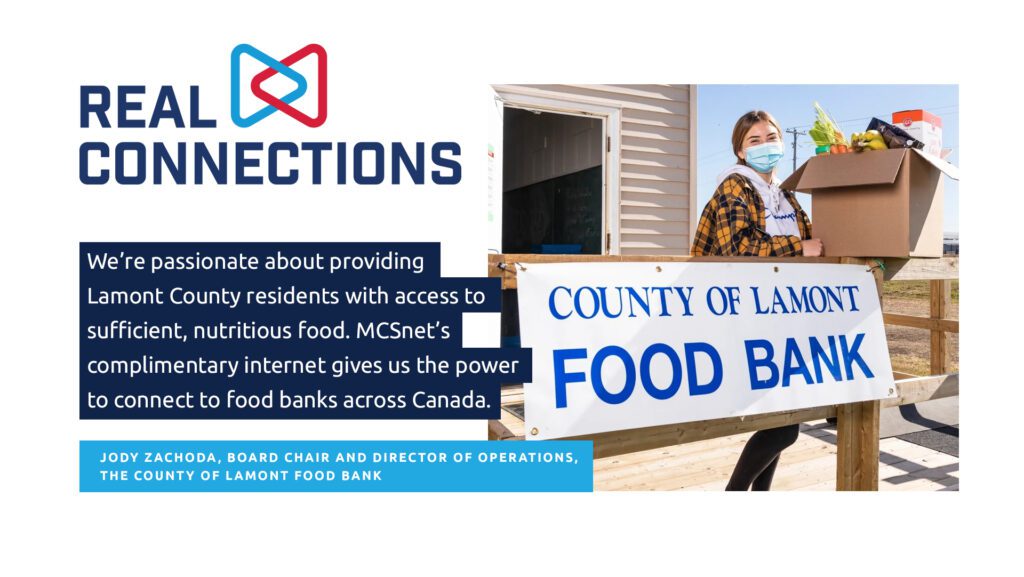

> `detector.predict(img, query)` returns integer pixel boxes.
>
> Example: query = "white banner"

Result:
[516,262,896,440]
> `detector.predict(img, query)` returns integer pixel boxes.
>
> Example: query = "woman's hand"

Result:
[802,238,824,257]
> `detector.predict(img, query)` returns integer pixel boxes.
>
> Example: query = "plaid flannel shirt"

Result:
[690,174,812,257]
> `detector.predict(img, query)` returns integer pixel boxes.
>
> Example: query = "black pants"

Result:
[725,424,800,491]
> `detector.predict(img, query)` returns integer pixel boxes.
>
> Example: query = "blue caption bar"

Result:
[80,441,592,492]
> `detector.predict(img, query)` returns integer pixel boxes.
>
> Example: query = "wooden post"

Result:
[836,400,881,490]
[930,279,952,375]
[836,258,883,491]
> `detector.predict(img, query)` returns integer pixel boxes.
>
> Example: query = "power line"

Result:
[789,103,959,130]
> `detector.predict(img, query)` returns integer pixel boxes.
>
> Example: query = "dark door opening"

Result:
[501,107,604,255]
[500,106,604,352]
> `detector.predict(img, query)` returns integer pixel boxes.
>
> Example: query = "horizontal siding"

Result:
[621,190,688,210]
[621,150,688,169]
[621,206,687,222]
[621,221,688,235]
[622,108,689,129]
[622,122,689,143]
[505,84,693,253]
[525,85,689,115]
[621,233,688,245]
[611,86,690,251]
[564,84,689,101]
[621,178,686,195]
[622,136,688,156]
[621,165,687,183]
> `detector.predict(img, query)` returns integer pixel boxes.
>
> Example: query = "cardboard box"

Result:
[893,109,943,157]
[780,148,958,258]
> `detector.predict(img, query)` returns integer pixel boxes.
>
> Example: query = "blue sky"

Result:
[696,85,958,233]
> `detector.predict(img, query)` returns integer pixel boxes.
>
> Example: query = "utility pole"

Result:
[785,128,806,172]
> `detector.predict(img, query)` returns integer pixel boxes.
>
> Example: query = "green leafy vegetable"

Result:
[809,102,848,146]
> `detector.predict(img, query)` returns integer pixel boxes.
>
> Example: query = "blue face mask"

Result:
[744,141,785,173]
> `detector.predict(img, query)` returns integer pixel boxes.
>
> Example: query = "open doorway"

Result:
[501,107,605,255]
[497,103,609,350]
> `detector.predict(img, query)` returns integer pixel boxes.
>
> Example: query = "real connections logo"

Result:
[230,43,327,128]
[80,42,462,186]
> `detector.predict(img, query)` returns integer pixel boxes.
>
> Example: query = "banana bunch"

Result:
[851,130,888,152]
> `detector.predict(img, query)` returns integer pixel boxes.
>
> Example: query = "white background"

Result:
[0,0,1017,574]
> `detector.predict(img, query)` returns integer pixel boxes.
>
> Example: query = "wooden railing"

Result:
[487,254,959,491]
[878,257,959,376]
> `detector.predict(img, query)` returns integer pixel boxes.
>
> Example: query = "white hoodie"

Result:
[715,164,800,237]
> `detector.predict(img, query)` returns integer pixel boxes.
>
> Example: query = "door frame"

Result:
[492,85,622,255]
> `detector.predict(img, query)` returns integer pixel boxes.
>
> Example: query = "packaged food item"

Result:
[892,109,943,156]
[866,117,924,150]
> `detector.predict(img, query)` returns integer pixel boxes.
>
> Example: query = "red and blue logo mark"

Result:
[230,44,327,128]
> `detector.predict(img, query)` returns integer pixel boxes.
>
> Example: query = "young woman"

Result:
[691,110,824,491]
